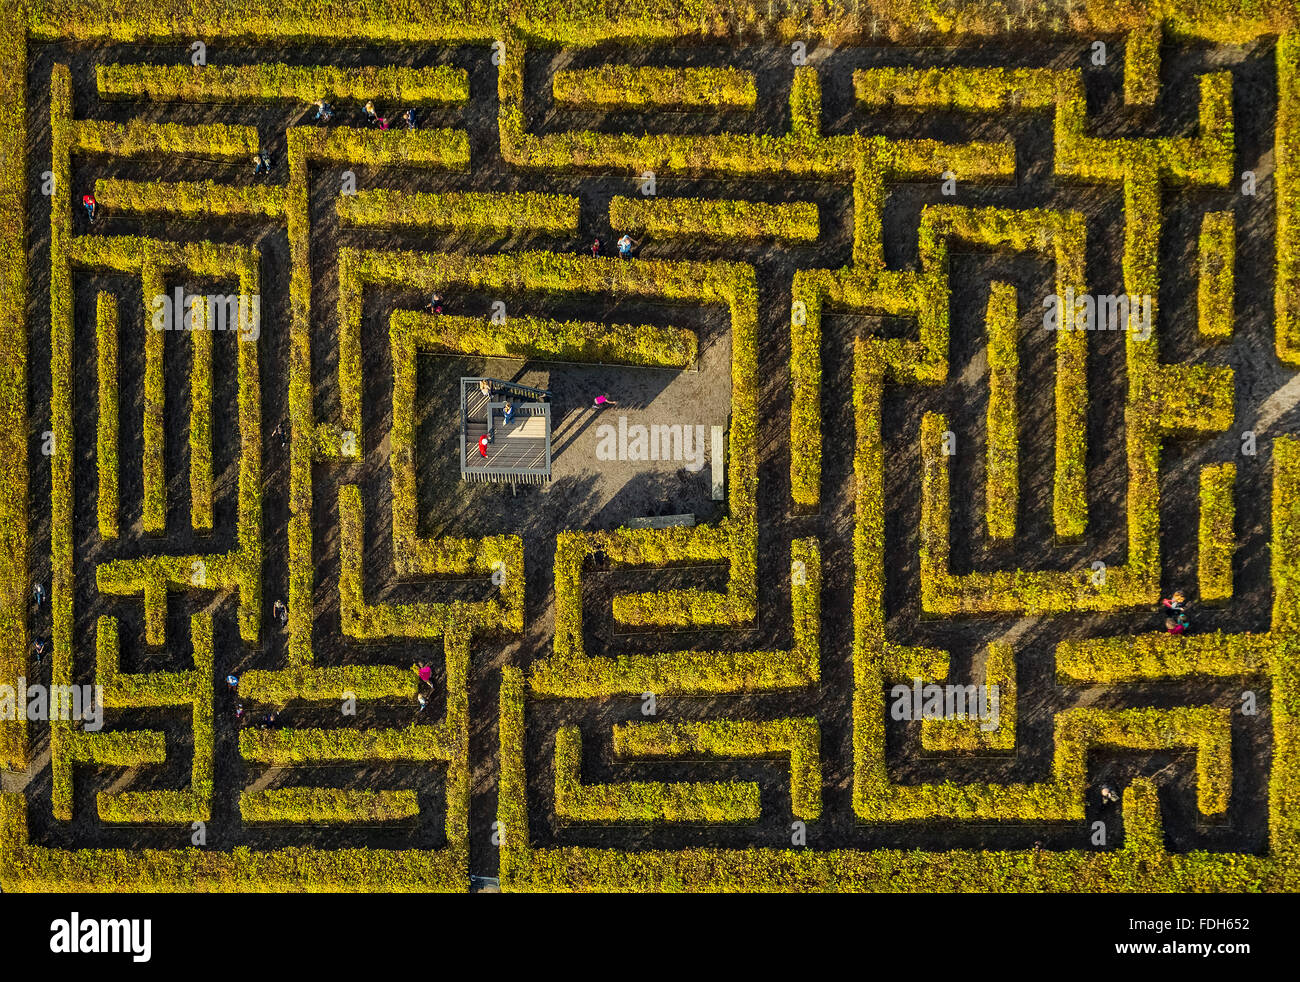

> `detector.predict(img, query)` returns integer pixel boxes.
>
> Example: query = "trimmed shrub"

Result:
[95,292,118,540]
[1056,630,1270,683]
[98,62,468,104]
[609,195,819,241]
[552,65,756,111]
[1199,462,1236,601]
[240,788,420,824]
[190,308,213,532]
[984,282,1019,540]
[96,177,287,218]
[240,726,452,765]
[613,718,822,819]
[1198,210,1235,340]
[919,642,1017,752]
[338,189,578,234]
[554,726,761,823]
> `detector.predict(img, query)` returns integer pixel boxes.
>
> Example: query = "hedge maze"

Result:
[2,0,1300,892]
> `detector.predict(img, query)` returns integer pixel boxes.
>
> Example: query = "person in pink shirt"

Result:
[416,662,433,689]
[593,394,616,408]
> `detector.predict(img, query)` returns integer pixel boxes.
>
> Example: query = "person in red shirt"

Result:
[82,193,97,223]
[478,434,489,458]
[1165,617,1186,635]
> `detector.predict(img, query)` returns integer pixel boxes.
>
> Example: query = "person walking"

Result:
[416,663,434,689]
[314,100,335,122]
[32,581,45,610]
[427,292,444,315]
[593,394,616,408]
[82,193,97,223]
[590,237,602,258]
[502,400,515,425]
[617,233,639,259]
[363,101,378,126]
[402,108,416,130]
[272,598,288,627]
[1166,616,1187,635]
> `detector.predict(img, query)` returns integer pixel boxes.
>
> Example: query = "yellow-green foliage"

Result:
[854,66,1058,111]
[95,292,118,540]
[1056,630,1270,683]
[90,614,214,824]
[237,666,415,703]
[240,788,420,824]
[53,730,167,821]
[142,270,165,533]
[190,313,213,532]
[1278,35,1300,366]
[389,310,695,369]
[96,177,287,218]
[613,718,822,819]
[921,204,1087,538]
[1274,437,1300,632]
[338,484,522,638]
[789,271,823,509]
[1199,462,1236,601]
[98,62,468,103]
[554,726,760,823]
[0,6,25,770]
[531,537,818,697]
[1054,707,1233,817]
[919,410,1150,615]
[90,244,262,644]
[551,65,755,110]
[338,189,578,234]
[1123,24,1161,108]
[789,66,821,137]
[1198,210,1235,340]
[609,195,819,241]
[76,119,258,159]
[984,282,1018,540]
[919,643,1017,752]
[240,726,450,764]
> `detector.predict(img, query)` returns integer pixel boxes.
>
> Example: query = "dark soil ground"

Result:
[13,33,1296,880]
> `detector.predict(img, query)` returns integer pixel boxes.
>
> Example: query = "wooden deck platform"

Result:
[461,377,553,483]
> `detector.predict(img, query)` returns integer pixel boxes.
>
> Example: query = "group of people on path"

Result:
[590,234,641,259]
[1161,590,1191,634]
[310,99,418,131]
[360,101,418,132]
